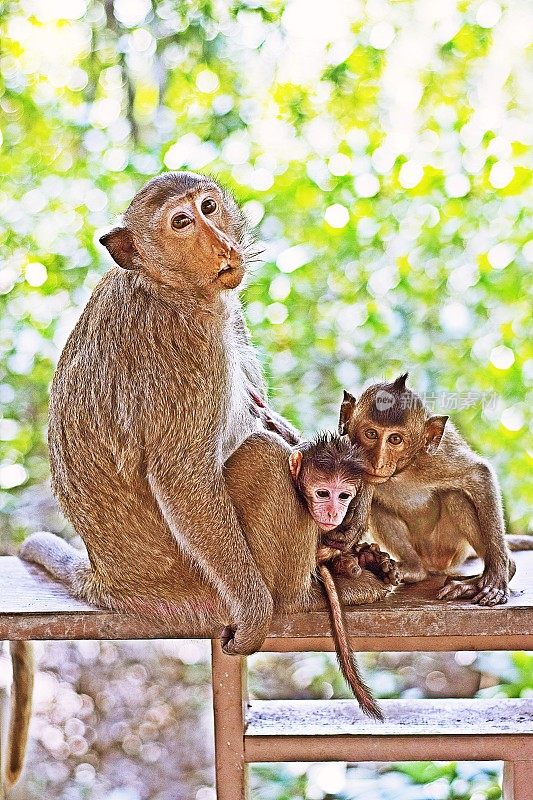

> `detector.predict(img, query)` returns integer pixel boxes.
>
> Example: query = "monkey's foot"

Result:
[437,575,509,606]
[220,595,274,655]
[395,563,428,584]
[332,553,363,579]
[354,543,401,586]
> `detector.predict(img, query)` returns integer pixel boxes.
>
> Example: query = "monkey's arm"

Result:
[147,444,273,655]
[438,460,511,606]
[249,389,302,445]
[369,503,429,584]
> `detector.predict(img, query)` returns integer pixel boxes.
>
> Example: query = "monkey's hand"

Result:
[220,592,274,656]
[317,546,362,579]
[249,390,301,446]
[437,572,509,606]
[353,543,401,587]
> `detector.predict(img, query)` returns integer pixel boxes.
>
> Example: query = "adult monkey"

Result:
[21,172,384,660]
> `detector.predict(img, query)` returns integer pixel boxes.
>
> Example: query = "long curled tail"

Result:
[318,565,383,721]
[4,641,34,788]
[506,535,533,552]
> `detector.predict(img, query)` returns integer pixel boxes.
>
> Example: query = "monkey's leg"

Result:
[436,492,510,606]
[308,570,394,609]
[369,506,428,584]
[224,432,318,617]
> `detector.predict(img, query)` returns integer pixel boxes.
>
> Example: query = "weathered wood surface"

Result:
[0,553,532,645]
[244,699,533,763]
[245,698,533,736]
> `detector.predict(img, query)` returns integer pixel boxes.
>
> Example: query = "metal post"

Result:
[211,639,248,800]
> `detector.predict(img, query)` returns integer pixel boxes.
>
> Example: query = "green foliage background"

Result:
[1,0,532,540]
[0,1,532,798]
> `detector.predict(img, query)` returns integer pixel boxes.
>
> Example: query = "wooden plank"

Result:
[211,640,248,800]
[245,698,533,737]
[1,553,533,643]
[244,699,533,763]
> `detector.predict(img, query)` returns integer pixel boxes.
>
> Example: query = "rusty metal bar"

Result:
[259,635,533,652]
[503,761,533,799]
[211,639,248,800]
[244,734,532,764]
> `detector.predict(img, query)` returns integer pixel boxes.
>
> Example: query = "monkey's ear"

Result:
[99,227,139,270]
[424,415,448,454]
[392,372,408,391]
[338,390,356,435]
[288,450,303,480]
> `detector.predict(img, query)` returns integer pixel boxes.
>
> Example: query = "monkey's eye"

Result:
[201,198,217,215]
[172,213,193,230]
[388,433,403,445]
[365,429,378,440]
[339,492,351,501]
[316,489,330,499]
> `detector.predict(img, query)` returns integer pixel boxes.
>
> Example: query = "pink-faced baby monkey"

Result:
[289,433,398,721]
[339,373,533,605]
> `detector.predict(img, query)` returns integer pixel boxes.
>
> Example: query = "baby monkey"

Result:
[289,433,399,720]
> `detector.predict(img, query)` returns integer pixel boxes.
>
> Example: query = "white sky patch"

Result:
[248,168,274,192]
[501,406,524,432]
[354,173,380,198]
[276,244,313,273]
[445,173,470,197]
[266,303,288,324]
[398,161,424,189]
[476,1,502,28]
[25,262,47,287]
[113,0,151,27]
[196,69,219,94]
[490,345,515,370]
[439,302,471,336]
[324,204,349,228]
[269,275,291,301]
[487,243,515,270]
[369,21,395,50]
[0,464,27,489]
[242,200,264,228]
[489,161,514,188]
[328,153,352,176]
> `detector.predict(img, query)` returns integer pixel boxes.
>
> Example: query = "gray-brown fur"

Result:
[20,173,389,667]
[339,373,530,605]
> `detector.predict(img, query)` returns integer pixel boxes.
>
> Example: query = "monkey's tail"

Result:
[4,641,34,789]
[506,535,533,552]
[317,565,383,722]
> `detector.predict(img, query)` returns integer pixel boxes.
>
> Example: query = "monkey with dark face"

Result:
[288,433,399,720]
[339,374,532,606]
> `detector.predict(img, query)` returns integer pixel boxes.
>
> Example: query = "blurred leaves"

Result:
[0,0,532,536]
